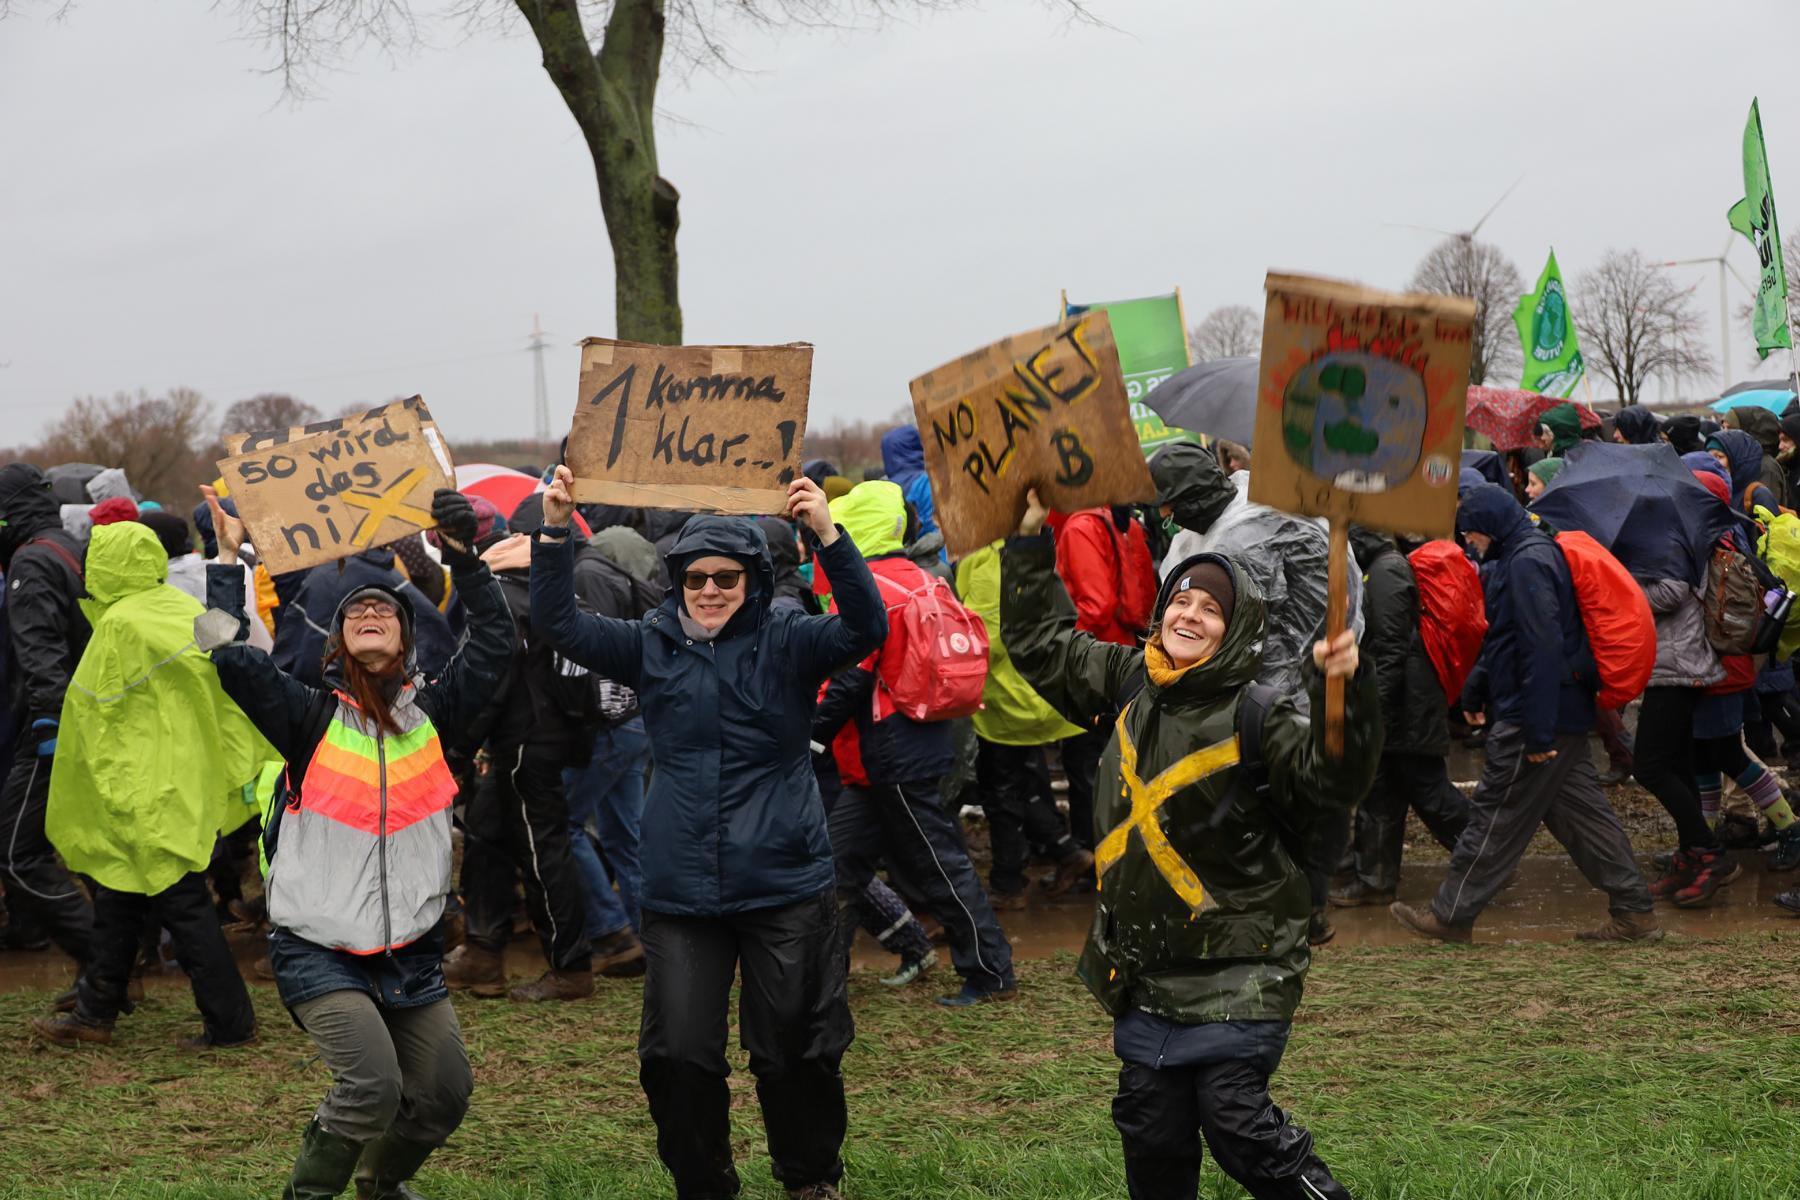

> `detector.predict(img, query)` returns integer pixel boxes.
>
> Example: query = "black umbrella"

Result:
[1144,356,1259,447]
[1724,377,1797,397]
[1529,442,1736,588]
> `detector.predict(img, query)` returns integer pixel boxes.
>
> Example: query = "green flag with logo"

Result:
[1513,249,1585,398]
[1728,98,1792,360]
[1061,291,1197,455]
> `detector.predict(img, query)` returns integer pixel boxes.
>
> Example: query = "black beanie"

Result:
[1169,561,1234,628]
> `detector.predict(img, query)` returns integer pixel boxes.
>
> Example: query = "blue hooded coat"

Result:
[1457,483,1595,753]
[881,426,938,538]
[1706,429,1780,518]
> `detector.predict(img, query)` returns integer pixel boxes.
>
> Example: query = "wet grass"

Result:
[3,935,1798,1198]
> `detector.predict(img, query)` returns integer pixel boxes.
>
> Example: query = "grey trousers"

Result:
[1431,723,1653,927]
[292,991,473,1146]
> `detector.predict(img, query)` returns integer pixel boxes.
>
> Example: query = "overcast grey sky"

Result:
[2,0,1795,447]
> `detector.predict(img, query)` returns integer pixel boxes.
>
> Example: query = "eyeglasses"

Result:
[682,568,744,592]
[344,599,399,620]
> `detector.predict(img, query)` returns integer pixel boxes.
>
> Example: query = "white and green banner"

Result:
[1728,98,1793,360]
[1513,248,1585,398]
[1060,291,1197,454]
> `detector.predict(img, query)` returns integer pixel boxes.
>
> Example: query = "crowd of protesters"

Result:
[5,393,1800,1200]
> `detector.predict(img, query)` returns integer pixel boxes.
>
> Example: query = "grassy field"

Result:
[4,933,1799,1199]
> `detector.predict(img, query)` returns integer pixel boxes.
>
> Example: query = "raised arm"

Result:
[776,475,887,679]
[206,559,328,766]
[528,467,645,685]
[1259,634,1382,823]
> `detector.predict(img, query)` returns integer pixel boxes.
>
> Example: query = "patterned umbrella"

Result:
[1464,387,1600,452]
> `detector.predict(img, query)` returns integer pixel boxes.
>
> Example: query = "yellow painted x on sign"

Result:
[1095,709,1240,913]
[342,467,433,547]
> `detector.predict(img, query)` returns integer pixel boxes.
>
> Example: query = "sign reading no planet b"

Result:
[566,338,813,514]
[909,313,1155,559]
[217,397,456,576]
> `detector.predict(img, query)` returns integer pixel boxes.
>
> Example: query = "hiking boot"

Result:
[936,982,1019,1007]
[1772,825,1800,871]
[1328,879,1396,908]
[1715,811,1763,849]
[177,1027,259,1051]
[1673,851,1742,909]
[1044,848,1096,898]
[787,1186,844,1200]
[441,943,506,998]
[509,967,594,1002]
[354,1129,439,1199]
[592,929,647,978]
[30,1011,113,1046]
[1307,908,1336,946]
[285,1117,363,1200]
[880,949,937,988]
[1389,901,1473,945]
[52,975,143,1015]
[1774,888,1800,915]
[1574,910,1665,943]
[1648,849,1699,901]
[988,887,1029,912]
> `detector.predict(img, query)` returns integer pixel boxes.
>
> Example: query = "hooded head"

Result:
[1684,449,1728,487]
[137,510,195,559]
[802,459,839,488]
[78,521,170,626]
[1693,469,1732,505]
[1525,456,1563,500]
[880,427,926,481]
[829,481,907,559]
[1706,429,1764,498]
[1149,442,1236,535]
[1145,552,1266,698]
[664,514,773,641]
[1664,414,1705,455]
[0,463,63,563]
[331,582,415,670]
[1457,483,1534,560]
[1538,403,1583,454]
[89,496,139,526]
[1781,414,1800,459]
[1611,406,1659,445]
[1727,404,1783,457]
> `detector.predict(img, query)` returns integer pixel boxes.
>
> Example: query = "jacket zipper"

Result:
[376,729,394,957]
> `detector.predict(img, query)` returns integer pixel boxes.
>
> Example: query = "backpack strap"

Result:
[26,536,83,582]
[1231,682,1280,810]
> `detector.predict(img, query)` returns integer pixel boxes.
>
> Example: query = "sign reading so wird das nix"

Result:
[566,338,813,514]
[217,397,456,575]
[910,312,1155,558]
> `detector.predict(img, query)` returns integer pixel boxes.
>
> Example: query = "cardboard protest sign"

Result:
[566,338,813,514]
[1248,273,1474,540]
[217,397,456,575]
[908,313,1153,559]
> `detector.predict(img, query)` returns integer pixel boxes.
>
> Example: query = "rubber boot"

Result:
[354,1131,440,1199]
[284,1118,363,1199]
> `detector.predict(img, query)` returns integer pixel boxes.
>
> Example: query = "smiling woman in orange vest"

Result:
[201,486,513,1200]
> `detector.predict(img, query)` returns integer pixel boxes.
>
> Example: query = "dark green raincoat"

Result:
[1002,532,1381,1025]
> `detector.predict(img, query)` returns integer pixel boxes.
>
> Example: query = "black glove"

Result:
[431,489,482,569]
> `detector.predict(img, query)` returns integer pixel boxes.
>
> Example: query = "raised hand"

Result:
[1019,487,1049,537]
[200,485,245,561]
[786,477,838,546]
[542,465,576,529]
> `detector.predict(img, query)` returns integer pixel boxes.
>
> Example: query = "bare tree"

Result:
[220,392,320,439]
[1575,249,1715,407]
[31,388,215,504]
[1188,304,1261,361]
[1407,237,1524,386]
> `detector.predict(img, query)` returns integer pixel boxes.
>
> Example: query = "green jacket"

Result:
[1002,531,1381,1025]
[46,523,272,895]
[955,542,1081,746]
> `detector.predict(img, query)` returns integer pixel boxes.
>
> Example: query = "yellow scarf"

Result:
[1144,635,1212,688]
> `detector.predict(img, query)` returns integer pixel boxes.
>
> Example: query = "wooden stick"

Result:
[1325,519,1348,759]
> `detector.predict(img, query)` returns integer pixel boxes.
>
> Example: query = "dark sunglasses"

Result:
[682,568,744,592]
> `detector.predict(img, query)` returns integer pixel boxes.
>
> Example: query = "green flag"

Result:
[1061,291,1198,455]
[1513,249,1586,398]
[1728,98,1792,360]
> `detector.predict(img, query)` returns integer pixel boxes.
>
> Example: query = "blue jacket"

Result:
[1457,484,1595,752]
[1708,429,1780,518]
[881,426,938,537]
[530,515,887,916]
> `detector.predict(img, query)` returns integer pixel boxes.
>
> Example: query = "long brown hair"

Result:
[323,642,404,737]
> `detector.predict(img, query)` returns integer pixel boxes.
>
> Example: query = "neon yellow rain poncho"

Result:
[46,522,273,896]
[955,541,1081,746]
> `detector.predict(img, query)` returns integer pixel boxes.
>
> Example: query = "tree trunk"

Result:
[517,0,682,345]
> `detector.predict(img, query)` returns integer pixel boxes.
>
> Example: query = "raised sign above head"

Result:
[565,338,813,514]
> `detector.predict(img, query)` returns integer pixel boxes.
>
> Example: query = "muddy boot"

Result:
[988,887,1029,912]
[509,967,594,1002]
[1648,849,1698,901]
[1307,907,1336,946]
[591,929,646,978]
[284,1117,363,1199]
[1329,878,1396,908]
[354,1130,439,1199]
[1389,901,1474,944]
[30,1011,113,1046]
[1772,825,1800,871]
[441,943,506,998]
[1574,910,1665,943]
[1672,850,1741,909]
[787,1186,844,1200]
[1044,847,1096,898]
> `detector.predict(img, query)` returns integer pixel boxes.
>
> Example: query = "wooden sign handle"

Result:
[1325,519,1348,759]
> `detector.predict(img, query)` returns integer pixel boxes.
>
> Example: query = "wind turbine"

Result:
[1659,234,1757,390]
[1387,175,1526,249]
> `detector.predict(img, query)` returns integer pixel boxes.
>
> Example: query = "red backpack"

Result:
[1406,540,1486,702]
[1553,530,1655,710]
[868,567,990,722]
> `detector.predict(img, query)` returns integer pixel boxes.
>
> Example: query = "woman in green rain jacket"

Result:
[1002,490,1380,1200]
[34,521,271,1050]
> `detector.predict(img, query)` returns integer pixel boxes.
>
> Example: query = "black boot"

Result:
[284,1118,363,1199]
[354,1131,439,1199]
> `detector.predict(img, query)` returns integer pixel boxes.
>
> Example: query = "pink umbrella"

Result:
[1465,387,1601,452]
[454,463,590,537]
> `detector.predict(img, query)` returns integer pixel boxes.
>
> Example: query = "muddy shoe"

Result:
[1307,908,1336,946]
[880,949,937,988]
[1574,910,1665,943]
[1648,849,1698,901]
[1389,901,1473,945]
[52,976,143,1015]
[592,929,647,978]
[1673,851,1741,909]
[936,982,1019,1007]
[178,1027,260,1051]
[1774,888,1800,915]
[1328,879,1396,908]
[787,1185,844,1200]
[988,887,1029,912]
[1772,826,1800,871]
[1044,848,1096,899]
[31,1012,113,1046]
[1715,811,1763,849]
[509,968,594,1002]
[441,943,506,998]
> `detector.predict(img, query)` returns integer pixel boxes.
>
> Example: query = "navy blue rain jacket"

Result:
[529,515,888,916]
[1708,429,1779,518]
[1457,484,1595,752]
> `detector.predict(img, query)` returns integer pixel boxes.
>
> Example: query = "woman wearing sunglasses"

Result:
[531,466,887,1200]
[200,486,514,1200]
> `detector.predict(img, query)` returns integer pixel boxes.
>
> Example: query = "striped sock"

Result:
[1698,771,1723,825]
[1738,763,1797,830]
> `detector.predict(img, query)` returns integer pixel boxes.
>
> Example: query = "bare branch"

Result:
[1189,304,1262,361]
[1574,248,1715,406]
[1408,237,1524,387]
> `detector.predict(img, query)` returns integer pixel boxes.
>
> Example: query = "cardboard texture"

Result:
[1248,273,1474,540]
[566,338,813,514]
[909,313,1154,559]
[216,397,456,575]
